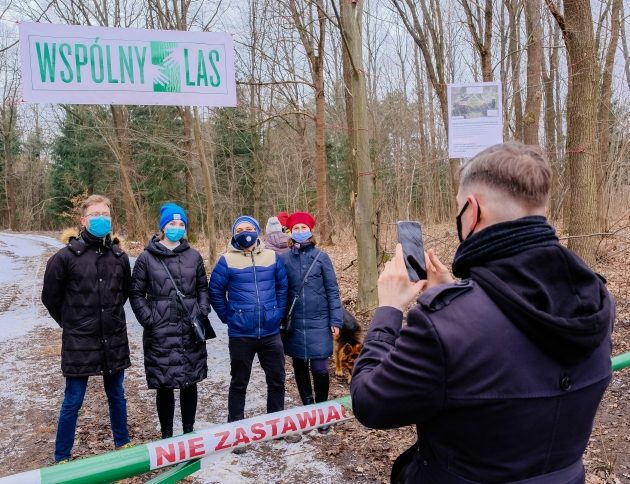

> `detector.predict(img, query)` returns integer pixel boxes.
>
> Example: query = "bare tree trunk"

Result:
[499,0,510,140]
[289,0,331,242]
[110,105,148,240]
[507,0,523,141]
[339,0,378,314]
[249,84,264,222]
[342,29,357,193]
[523,0,543,145]
[596,0,621,231]
[546,0,600,265]
[2,123,17,230]
[460,0,493,81]
[543,18,560,219]
[413,45,428,162]
[248,1,264,222]
[180,107,195,238]
[191,106,217,265]
[314,56,330,241]
[620,1,630,90]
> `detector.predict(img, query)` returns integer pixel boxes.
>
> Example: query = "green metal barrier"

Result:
[146,460,200,484]
[1,352,629,484]
[0,396,352,484]
[612,351,630,372]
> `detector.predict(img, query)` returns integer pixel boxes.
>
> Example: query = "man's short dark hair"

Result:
[459,142,552,208]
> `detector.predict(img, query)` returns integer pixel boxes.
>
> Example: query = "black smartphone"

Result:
[397,221,427,282]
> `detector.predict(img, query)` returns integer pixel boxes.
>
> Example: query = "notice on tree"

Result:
[447,82,503,159]
[19,22,236,107]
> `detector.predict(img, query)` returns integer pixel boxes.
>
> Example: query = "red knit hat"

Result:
[277,211,289,228]
[287,211,316,230]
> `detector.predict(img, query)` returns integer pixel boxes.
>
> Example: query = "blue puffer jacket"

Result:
[209,240,288,339]
[280,244,343,359]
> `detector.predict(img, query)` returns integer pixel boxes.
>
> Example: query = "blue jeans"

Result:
[54,370,130,462]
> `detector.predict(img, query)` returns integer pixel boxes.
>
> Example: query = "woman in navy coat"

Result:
[280,212,342,431]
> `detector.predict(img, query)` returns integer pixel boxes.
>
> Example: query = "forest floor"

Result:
[0,226,628,483]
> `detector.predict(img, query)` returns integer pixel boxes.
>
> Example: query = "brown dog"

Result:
[334,308,363,383]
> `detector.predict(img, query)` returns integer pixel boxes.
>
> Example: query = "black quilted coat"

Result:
[130,236,210,389]
[41,230,131,377]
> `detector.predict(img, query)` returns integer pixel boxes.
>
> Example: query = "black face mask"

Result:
[456,200,481,242]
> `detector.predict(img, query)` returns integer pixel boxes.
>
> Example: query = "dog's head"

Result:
[340,342,362,369]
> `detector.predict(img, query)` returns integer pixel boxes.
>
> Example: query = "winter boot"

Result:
[293,360,315,405]
[183,423,194,434]
[161,429,173,439]
[313,372,331,433]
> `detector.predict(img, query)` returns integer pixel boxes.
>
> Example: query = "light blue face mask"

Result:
[164,226,186,242]
[292,230,312,244]
[87,216,112,238]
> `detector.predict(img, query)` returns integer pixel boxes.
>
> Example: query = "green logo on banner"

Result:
[150,41,181,93]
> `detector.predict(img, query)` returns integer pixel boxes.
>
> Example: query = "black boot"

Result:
[293,359,315,405]
[313,373,331,433]
[183,423,194,434]
[161,429,173,439]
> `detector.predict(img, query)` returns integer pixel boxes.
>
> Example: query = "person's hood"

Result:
[265,231,289,250]
[61,228,124,257]
[266,216,282,234]
[60,227,122,246]
[470,243,614,365]
[145,234,190,256]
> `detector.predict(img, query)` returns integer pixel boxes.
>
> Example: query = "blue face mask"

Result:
[87,216,112,238]
[292,230,312,244]
[164,226,186,242]
[234,231,258,249]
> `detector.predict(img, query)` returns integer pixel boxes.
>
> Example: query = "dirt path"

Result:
[0,233,345,483]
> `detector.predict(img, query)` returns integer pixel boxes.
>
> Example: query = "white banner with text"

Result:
[19,22,236,106]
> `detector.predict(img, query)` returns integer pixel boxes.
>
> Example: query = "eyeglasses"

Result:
[86,212,111,218]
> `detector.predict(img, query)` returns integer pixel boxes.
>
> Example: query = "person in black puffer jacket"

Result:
[130,203,211,439]
[41,195,131,463]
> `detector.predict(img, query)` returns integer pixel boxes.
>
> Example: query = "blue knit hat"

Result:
[159,203,188,231]
[231,215,261,237]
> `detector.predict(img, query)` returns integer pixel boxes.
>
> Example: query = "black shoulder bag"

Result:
[281,250,322,335]
[159,259,216,343]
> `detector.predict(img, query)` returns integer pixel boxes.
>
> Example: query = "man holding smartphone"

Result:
[351,143,614,483]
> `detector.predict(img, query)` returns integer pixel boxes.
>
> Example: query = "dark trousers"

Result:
[54,370,129,462]
[156,384,198,433]
[228,334,285,422]
[292,358,330,404]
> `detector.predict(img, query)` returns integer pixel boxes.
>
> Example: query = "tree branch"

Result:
[544,0,567,41]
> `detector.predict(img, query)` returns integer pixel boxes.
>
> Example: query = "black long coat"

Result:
[130,236,210,389]
[41,230,131,377]
[351,240,614,483]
